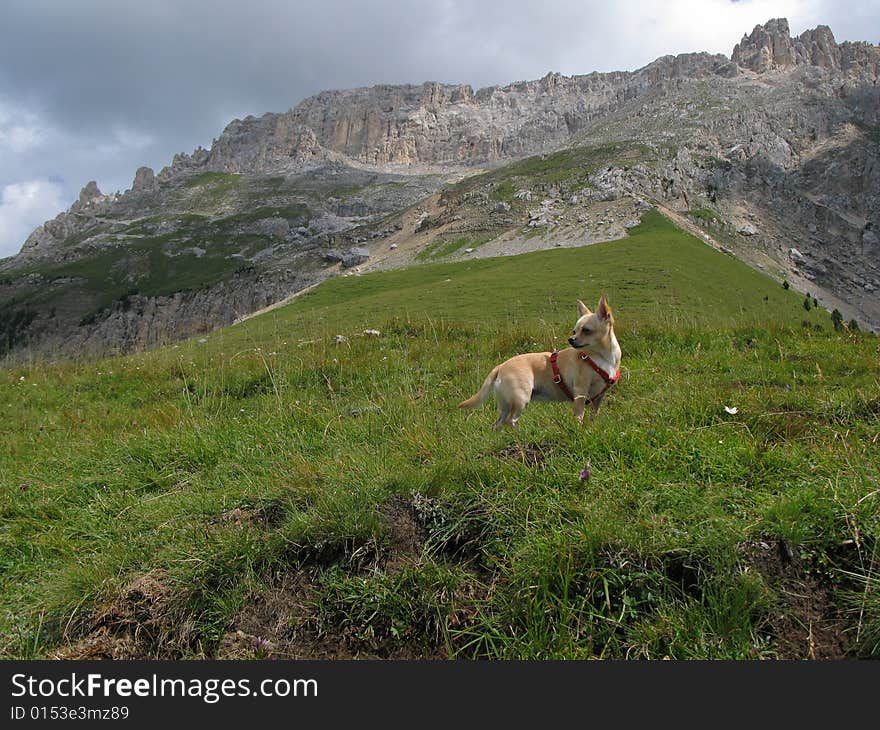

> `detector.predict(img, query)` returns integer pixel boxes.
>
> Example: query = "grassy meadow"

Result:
[1,211,878,659]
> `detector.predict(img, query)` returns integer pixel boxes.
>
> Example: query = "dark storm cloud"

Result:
[1,0,878,256]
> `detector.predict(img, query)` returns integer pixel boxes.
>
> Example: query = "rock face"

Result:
[733,17,880,76]
[205,120,325,173]
[131,166,156,192]
[204,54,730,171]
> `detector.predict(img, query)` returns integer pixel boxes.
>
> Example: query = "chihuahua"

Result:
[459,296,621,428]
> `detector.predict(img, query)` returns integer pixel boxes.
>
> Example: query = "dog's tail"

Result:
[459,366,500,410]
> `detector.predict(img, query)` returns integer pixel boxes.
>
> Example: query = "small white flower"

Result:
[724,406,738,415]
[19,376,25,382]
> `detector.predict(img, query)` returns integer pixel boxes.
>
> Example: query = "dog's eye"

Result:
[582,327,591,334]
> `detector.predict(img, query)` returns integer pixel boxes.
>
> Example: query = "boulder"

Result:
[342,247,370,268]
[323,249,344,262]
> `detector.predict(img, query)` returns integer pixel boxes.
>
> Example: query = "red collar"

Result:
[579,351,620,386]
[549,349,620,402]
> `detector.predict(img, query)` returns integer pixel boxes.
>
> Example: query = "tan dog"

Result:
[459,296,621,428]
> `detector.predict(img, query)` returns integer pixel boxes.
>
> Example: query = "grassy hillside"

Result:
[1,212,877,659]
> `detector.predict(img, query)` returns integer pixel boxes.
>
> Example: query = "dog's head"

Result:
[568,296,614,349]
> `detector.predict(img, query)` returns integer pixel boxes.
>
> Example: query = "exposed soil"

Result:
[217,570,376,660]
[207,501,286,529]
[377,494,427,574]
[216,495,492,660]
[739,539,852,659]
[217,570,450,659]
[50,571,196,660]
[495,442,553,469]
[216,496,438,659]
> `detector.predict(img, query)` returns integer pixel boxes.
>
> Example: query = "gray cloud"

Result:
[1,0,878,256]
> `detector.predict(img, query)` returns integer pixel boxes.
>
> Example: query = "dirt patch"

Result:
[495,442,553,469]
[740,539,851,659]
[217,571,368,659]
[378,495,427,573]
[217,496,492,660]
[51,571,196,660]
[54,496,487,661]
[216,569,447,660]
[49,629,144,660]
[208,501,286,529]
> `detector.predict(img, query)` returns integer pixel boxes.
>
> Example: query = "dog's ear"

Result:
[596,295,613,322]
[577,299,592,317]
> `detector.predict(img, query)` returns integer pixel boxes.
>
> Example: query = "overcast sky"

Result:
[1,0,878,258]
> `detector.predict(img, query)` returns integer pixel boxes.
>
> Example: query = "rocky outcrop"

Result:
[70,181,114,213]
[1,267,317,361]
[205,118,326,173]
[733,18,880,78]
[131,166,156,192]
[157,147,210,181]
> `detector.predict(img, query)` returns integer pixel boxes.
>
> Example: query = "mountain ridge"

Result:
[1,17,878,360]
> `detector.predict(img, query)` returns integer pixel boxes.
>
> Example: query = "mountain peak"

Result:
[730,16,880,75]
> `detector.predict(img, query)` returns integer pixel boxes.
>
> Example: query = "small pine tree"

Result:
[813,297,818,308]
[783,280,790,290]
[849,319,859,332]
[831,309,843,331]
[803,296,812,312]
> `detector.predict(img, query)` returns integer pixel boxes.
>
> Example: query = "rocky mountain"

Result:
[1,17,878,360]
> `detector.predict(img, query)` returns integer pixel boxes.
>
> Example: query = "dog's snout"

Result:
[568,337,577,346]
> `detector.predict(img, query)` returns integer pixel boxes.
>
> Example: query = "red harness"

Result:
[549,349,620,402]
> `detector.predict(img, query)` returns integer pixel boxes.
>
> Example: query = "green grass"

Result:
[491,181,516,202]
[0,211,877,660]
[447,142,651,201]
[183,172,243,210]
[299,211,803,326]
[329,184,365,198]
[183,172,242,190]
[415,233,498,261]
[688,208,720,222]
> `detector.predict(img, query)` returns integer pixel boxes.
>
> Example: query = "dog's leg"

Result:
[572,394,588,424]
[589,393,606,416]
[493,401,511,429]
[508,402,526,428]
[504,384,531,428]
